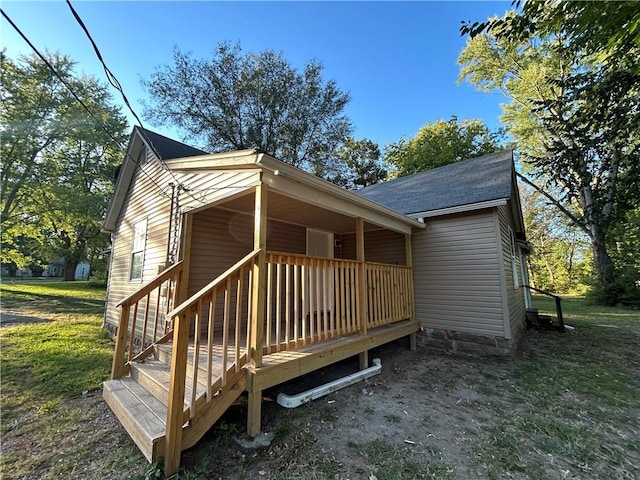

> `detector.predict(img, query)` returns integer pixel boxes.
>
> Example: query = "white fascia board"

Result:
[164,149,262,171]
[257,156,424,232]
[103,132,144,232]
[408,198,507,220]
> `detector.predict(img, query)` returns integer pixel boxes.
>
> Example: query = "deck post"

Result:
[177,212,193,305]
[405,234,417,351]
[164,312,190,476]
[110,303,130,379]
[248,183,267,436]
[356,217,368,369]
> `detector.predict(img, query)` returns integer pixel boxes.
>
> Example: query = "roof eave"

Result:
[407,198,508,219]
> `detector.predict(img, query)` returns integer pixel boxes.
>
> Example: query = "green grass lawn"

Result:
[1,282,638,479]
[476,294,640,479]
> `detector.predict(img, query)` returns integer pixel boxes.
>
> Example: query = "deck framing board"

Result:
[249,320,420,391]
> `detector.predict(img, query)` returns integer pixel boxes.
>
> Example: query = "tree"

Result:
[383,116,502,177]
[521,183,591,294]
[1,52,128,279]
[143,42,352,176]
[461,1,640,72]
[458,4,640,304]
[327,138,388,190]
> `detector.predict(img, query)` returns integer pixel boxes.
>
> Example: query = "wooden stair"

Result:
[103,342,246,463]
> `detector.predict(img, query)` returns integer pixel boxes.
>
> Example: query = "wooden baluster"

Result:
[222,277,231,386]
[207,289,216,400]
[266,261,273,353]
[128,301,139,361]
[191,299,202,418]
[293,263,299,347]
[285,261,291,350]
[235,269,243,373]
[140,293,151,353]
[276,262,283,348]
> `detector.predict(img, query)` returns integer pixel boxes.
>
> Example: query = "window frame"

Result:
[129,218,148,282]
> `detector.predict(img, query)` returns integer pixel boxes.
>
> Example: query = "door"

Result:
[305,229,334,338]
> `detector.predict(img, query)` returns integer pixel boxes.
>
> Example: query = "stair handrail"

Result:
[111,261,184,379]
[117,260,183,309]
[164,248,261,473]
[165,249,261,320]
[523,284,565,331]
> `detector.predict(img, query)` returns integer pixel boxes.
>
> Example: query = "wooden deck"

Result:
[105,240,418,475]
[103,318,418,464]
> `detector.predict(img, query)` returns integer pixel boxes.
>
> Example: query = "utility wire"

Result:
[0,8,170,198]
[65,0,200,204]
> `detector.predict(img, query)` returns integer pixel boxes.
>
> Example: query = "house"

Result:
[358,150,532,355]
[102,127,424,475]
[43,258,91,279]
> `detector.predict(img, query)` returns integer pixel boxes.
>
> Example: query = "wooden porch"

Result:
[104,249,418,476]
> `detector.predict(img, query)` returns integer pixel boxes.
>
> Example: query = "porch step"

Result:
[103,377,167,463]
[130,357,209,409]
[155,343,229,381]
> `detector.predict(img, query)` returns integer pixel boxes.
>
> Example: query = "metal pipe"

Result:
[277,358,382,408]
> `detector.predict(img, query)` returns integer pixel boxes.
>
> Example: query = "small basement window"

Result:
[130,218,147,281]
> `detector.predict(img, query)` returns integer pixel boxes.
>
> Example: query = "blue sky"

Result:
[1,1,511,150]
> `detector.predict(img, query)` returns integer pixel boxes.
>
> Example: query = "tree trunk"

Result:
[63,259,78,281]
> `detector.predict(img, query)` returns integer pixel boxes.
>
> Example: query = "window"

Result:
[130,219,147,281]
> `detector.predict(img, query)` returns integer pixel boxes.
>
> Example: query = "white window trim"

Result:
[129,218,148,282]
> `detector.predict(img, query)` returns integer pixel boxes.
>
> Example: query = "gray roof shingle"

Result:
[136,126,208,160]
[357,150,514,215]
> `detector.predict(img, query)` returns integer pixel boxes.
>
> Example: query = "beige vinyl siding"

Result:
[497,203,526,340]
[104,159,260,331]
[340,229,407,264]
[412,210,506,337]
[188,206,307,295]
[105,150,174,330]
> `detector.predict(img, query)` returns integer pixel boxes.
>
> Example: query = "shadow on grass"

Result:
[1,287,105,316]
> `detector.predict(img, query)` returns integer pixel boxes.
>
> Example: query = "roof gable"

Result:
[134,126,208,160]
[358,150,514,215]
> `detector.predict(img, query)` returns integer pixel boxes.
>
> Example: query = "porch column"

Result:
[405,233,417,351]
[177,212,194,305]
[248,183,267,437]
[356,217,368,369]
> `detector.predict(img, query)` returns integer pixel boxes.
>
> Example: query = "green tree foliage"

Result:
[1,52,128,280]
[459,3,640,305]
[143,42,352,176]
[521,184,591,294]
[327,138,388,190]
[383,116,502,177]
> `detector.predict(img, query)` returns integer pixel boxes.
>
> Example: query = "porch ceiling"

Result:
[218,190,380,234]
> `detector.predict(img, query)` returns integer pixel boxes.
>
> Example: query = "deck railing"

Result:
[164,249,260,419]
[110,261,183,379]
[265,252,362,352]
[365,262,413,329]
[265,252,414,352]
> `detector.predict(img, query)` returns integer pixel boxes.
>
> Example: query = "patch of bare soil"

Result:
[179,338,516,480]
[5,331,638,479]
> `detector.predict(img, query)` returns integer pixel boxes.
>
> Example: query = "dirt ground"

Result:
[4,325,638,480]
[219,338,513,480]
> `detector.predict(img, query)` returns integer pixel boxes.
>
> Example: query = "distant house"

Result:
[100,128,530,475]
[359,150,532,354]
[43,259,91,279]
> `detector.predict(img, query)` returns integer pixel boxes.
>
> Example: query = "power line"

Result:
[0,7,170,198]
[65,0,198,202]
